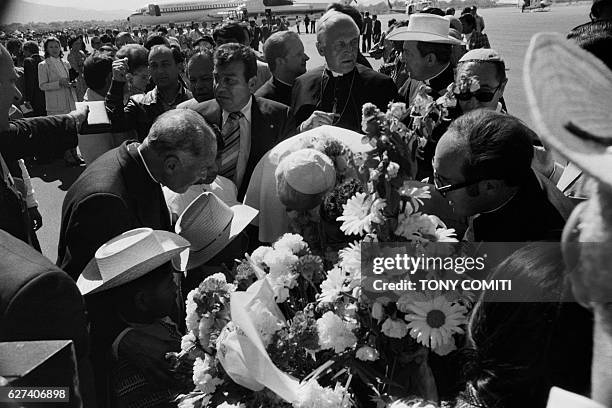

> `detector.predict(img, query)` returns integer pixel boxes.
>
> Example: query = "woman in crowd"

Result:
[67,34,87,101]
[114,43,150,99]
[38,36,84,166]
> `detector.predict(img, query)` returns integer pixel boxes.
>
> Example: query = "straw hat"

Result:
[77,228,190,295]
[524,33,612,187]
[386,14,463,45]
[174,192,258,270]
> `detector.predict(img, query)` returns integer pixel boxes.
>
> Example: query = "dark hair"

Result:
[451,110,535,186]
[100,33,114,45]
[171,46,185,64]
[115,44,149,73]
[83,52,113,91]
[194,35,216,48]
[6,38,22,55]
[416,41,452,64]
[144,34,169,50]
[158,27,168,35]
[457,59,507,83]
[422,7,445,16]
[326,3,363,30]
[460,13,476,30]
[320,179,364,225]
[22,40,39,55]
[43,37,63,59]
[67,35,81,48]
[460,243,592,408]
[462,6,472,14]
[213,21,248,44]
[567,19,612,69]
[214,43,257,82]
[446,7,456,15]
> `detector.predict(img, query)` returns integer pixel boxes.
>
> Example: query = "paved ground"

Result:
[30,3,590,261]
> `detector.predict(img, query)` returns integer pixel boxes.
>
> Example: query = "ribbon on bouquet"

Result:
[217,279,301,402]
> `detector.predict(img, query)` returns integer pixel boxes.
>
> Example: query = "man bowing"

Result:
[291,11,397,134]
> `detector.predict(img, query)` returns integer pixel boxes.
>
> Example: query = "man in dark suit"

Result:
[433,110,573,242]
[0,44,88,246]
[0,230,95,407]
[189,43,292,201]
[22,41,46,117]
[57,109,218,407]
[291,11,397,134]
[256,30,309,106]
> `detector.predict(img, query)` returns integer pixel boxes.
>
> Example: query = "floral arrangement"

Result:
[176,97,476,407]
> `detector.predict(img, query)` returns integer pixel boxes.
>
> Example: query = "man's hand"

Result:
[118,328,180,386]
[28,207,43,231]
[69,104,89,133]
[112,58,129,82]
[299,111,336,132]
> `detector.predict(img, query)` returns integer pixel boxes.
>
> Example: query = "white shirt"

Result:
[547,387,605,408]
[222,97,252,190]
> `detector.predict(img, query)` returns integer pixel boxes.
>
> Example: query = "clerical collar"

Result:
[135,144,160,185]
[325,66,352,78]
[274,76,292,87]
[222,96,252,125]
[424,63,451,84]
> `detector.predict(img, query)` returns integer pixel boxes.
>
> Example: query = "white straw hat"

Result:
[77,228,190,295]
[174,192,258,270]
[524,33,612,187]
[386,14,463,45]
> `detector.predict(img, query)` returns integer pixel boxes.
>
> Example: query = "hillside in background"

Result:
[2,0,129,24]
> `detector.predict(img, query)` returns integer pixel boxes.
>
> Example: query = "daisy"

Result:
[434,227,458,242]
[339,242,361,288]
[404,295,467,351]
[337,193,385,236]
[398,184,431,213]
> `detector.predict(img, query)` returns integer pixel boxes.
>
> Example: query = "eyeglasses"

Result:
[455,82,502,103]
[433,170,482,197]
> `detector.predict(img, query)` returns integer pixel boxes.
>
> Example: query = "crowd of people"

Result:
[1,0,612,407]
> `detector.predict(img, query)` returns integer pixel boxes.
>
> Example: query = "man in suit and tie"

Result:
[189,43,292,201]
[57,110,218,406]
[291,11,397,134]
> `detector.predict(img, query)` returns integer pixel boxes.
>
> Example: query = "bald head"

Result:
[146,110,216,157]
[316,11,360,74]
[142,110,218,192]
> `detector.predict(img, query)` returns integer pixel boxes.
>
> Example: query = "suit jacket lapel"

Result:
[557,162,583,193]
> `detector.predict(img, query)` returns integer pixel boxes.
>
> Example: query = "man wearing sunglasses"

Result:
[433,109,572,242]
[454,49,507,113]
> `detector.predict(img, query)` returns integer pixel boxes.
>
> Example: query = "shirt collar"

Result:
[423,63,451,84]
[222,96,252,125]
[136,144,160,185]
[274,76,292,87]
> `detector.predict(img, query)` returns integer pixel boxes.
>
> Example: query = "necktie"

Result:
[219,111,242,181]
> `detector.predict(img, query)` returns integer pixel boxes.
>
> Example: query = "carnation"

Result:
[274,233,308,254]
[356,345,379,361]
[381,318,409,339]
[199,272,236,293]
[388,102,408,119]
[316,311,357,353]
[318,266,347,304]
[371,301,385,321]
[386,161,400,179]
[250,245,274,267]
[193,355,223,394]
[264,248,299,278]
[185,289,200,333]
[250,299,285,346]
[217,403,246,408]
[339,242,361,289]
[293,381,351,408]
[181,331,197,353]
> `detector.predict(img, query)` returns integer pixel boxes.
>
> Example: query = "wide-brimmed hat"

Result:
[77,228,190,295]
[386,14,463,45]
[524,33,612,187]
[174,192,258,270]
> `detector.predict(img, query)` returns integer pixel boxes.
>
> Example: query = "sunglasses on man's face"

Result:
[455,82,502,103]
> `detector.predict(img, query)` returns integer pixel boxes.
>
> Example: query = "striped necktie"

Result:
[219,111,242,180]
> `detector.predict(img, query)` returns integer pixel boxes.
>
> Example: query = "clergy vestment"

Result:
[291,64,397,133]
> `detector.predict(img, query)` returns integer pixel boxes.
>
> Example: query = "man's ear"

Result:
[247,75,258,93]
[482,179,505,194]
[425,52,438,67]
[315,41,325,57]
[163,154,180,174]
